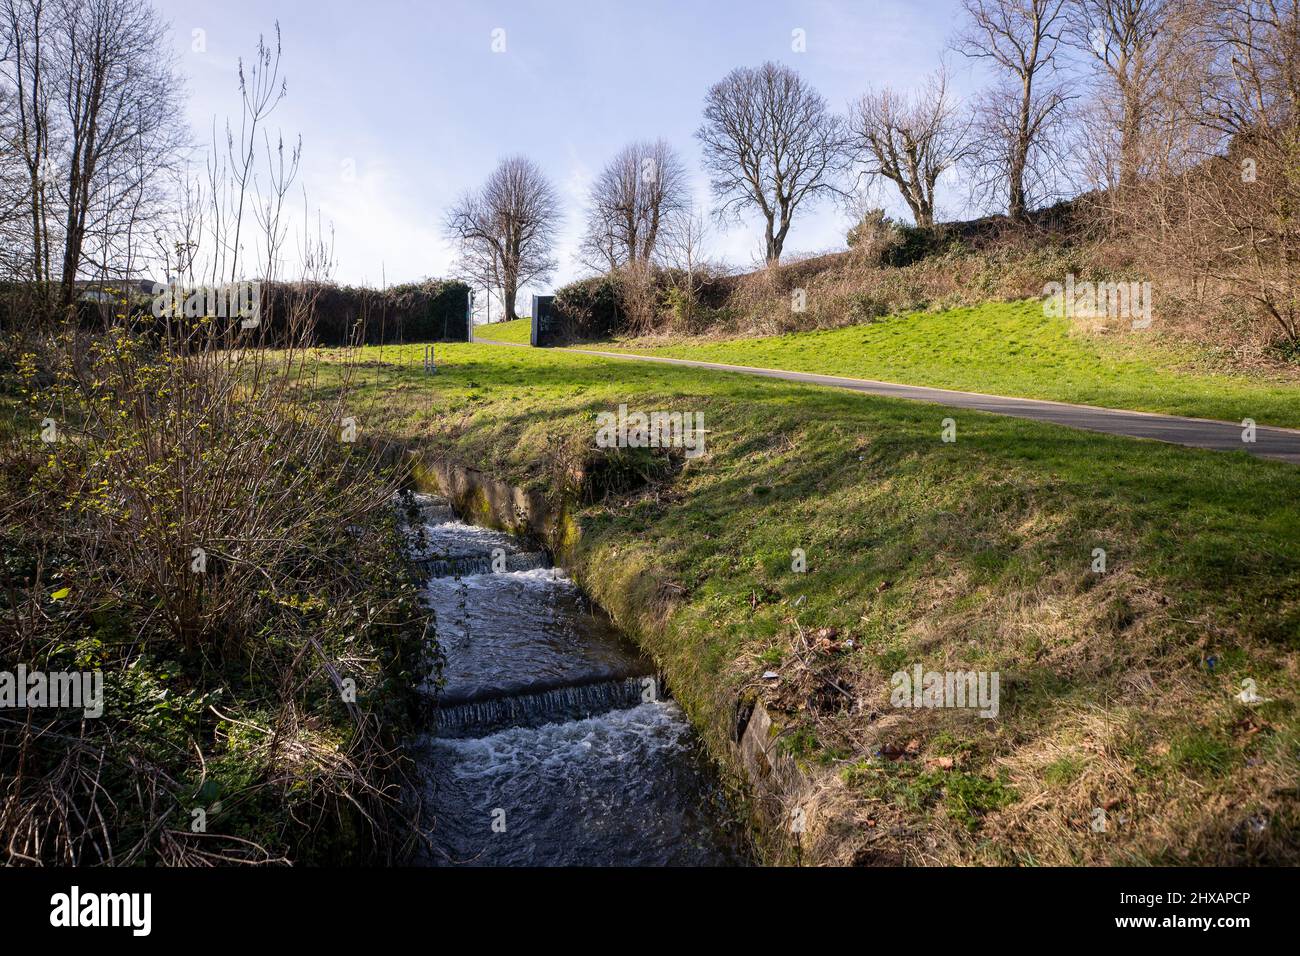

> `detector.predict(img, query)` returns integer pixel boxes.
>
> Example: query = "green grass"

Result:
[310,340,1300,864]
[475,317,531,344]
[573,300,1300,428]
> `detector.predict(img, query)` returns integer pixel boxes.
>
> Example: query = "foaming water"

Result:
[416,701,746,866]
[403,493,748,866]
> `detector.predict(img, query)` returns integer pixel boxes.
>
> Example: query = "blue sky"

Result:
[157,0,986,304]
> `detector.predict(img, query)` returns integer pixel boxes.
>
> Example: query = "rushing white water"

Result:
[417,701,745,866]
[403,492,747,866]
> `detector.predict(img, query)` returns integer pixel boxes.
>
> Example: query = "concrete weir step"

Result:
[433,674,660,738]
[415,550,550,579]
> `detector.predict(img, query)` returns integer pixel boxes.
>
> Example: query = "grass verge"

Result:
[570,300,1300,428]
[475,317,532,345]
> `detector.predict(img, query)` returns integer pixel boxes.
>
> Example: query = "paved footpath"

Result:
[472,338,1300,465]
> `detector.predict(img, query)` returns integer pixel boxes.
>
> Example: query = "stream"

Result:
[403,493,748,866]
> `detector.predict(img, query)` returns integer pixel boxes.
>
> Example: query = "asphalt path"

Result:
[471,338,1300,465]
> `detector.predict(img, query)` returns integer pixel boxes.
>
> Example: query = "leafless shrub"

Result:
[655,205,720,332]
[1,20,429,866]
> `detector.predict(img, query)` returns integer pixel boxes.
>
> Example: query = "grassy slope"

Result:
[475,317,531,344]
[318,341,1300,865]
[572,300,1300,428]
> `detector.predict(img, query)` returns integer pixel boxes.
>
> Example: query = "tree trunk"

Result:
[1010,43,1036,224]
[1009,160,1027,222]
[1118,87,1141,193]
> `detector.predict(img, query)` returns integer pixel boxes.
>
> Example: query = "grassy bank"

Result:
[571,300,1300,428]
[475,317,532,344]
[310,339,1300,865]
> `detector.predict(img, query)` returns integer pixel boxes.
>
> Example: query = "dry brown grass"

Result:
[762,562,1298,866]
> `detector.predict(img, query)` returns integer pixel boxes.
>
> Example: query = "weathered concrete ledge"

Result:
[409,454,572,548]
[407,451,811,862]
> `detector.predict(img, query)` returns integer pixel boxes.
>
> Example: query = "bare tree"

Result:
[579,139,688,273]
[0,0,182,302]
[50,0,182,305]
[956,0,1071,221]
[1065,0,1186,193]
[0,0,53,290]
[1196,0,1299,138]
[851,68,970,227]
[445,156,561,321]
[1182,0,1300,343]
[0,66,33,276]
[697,61,848,265]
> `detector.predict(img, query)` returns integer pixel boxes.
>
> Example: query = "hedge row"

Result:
[259,280,471,344]
[0,279,472,346]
